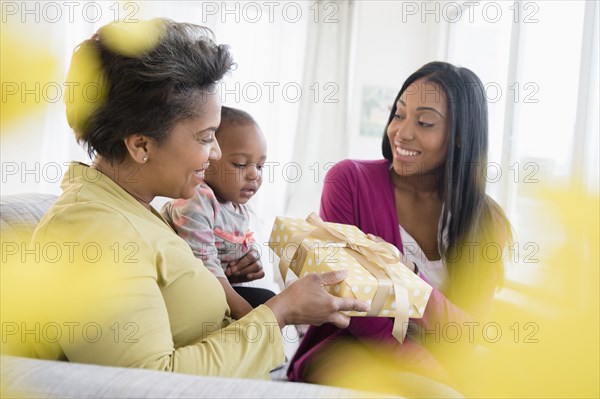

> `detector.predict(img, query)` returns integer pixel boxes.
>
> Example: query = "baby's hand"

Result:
[225,249,264,283]
[366,233,385,243]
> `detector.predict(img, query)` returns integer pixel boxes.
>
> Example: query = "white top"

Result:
[399,224,448,291]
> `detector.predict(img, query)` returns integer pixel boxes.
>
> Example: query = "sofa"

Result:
[0,193,386,398]
[1,193,469,398]
[1,355,384,398]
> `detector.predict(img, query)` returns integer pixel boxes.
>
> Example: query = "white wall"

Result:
[347,1,446,160]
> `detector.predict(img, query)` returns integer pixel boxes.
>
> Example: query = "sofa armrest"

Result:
[0,193,57,244]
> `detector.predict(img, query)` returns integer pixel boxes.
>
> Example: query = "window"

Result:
[447,0,597,286]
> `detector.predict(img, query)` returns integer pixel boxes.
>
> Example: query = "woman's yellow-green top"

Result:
[28,162,284,378]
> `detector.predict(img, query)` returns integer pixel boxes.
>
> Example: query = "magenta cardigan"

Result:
[287,159,487,382]
[320,159,404,249]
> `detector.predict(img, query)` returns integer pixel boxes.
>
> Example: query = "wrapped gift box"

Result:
[268,213,432,340]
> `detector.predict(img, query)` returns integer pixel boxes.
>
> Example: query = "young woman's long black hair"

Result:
[382,62,512,303]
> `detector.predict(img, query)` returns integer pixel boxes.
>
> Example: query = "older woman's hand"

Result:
[265,270,370,329]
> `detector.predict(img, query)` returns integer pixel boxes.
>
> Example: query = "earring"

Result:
[142,155,148,162]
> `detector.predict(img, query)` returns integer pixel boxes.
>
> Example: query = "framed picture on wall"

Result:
[359,86,396,137]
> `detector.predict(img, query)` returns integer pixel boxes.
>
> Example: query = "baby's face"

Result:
[204,122,267,205]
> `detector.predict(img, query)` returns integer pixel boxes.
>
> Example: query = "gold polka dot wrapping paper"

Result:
[269,213,433,341]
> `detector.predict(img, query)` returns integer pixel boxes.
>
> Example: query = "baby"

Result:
[161,106,272,319]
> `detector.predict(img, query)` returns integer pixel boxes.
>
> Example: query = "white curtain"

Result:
[283,0,356,217]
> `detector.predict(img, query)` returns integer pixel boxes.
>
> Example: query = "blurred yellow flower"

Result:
[0,22,58,131]
[101,18,164,57]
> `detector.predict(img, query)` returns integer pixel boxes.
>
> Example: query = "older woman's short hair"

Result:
[66,18,235,161]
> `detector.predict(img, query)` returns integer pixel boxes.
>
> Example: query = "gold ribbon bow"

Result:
[277,213,411,342]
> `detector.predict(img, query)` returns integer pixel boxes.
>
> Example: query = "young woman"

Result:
[288,62,513,386]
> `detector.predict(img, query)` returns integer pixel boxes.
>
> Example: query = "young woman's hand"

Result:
[225,249,264,283]
[265,270,370,329]
[367,233,416,273]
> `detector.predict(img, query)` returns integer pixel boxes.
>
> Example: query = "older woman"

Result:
[288,62,513,386]
[28,19,368,379]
